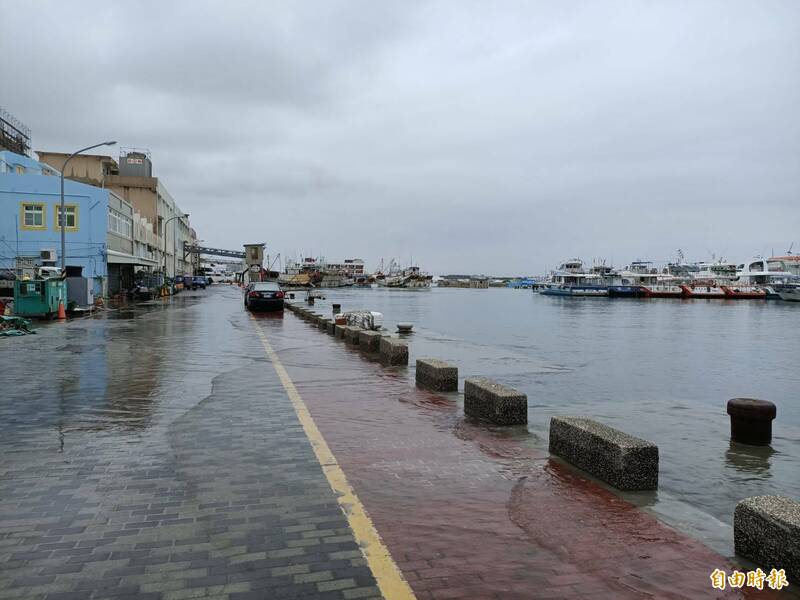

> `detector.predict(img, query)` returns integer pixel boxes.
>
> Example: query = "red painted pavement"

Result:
[271,314,786,599]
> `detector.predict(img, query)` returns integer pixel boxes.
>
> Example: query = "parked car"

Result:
[244,281,284,311]
[191,276,207,290]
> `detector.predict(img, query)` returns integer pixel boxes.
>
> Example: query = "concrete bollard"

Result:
[325,321,335,335]
[727,398,776,446]
[379,336,408,366]
[345,326,362,345]
[334,325,347,340]
[397,322,414,334]
[549,417,659,491]
[416,359,458,392]
[318,317,329,330]
[464,378,526,426]
[735,495,799,583]
[358,330,382,352]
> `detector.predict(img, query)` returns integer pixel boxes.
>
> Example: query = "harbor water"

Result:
[313,286,800,550]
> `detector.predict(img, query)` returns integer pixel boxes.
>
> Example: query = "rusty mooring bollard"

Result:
[727,398,776,446]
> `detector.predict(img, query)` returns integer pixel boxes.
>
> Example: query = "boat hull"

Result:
[679,284,727,299]
[641,286,684,298]
[721,286,767,299]
[778,288,800,302]
[607,285,647,298]
[540,286,608,297]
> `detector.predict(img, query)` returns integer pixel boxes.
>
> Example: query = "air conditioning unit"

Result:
[40,249,57,263]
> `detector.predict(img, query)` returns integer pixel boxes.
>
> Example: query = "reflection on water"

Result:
[0,290,249,452]
[725,441,775,478]
[313,287,800,526]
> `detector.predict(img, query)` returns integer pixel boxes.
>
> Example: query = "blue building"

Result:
[0,150,144,299]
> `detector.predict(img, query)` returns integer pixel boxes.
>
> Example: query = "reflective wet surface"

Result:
[0,288,379,599]
[1,286,796,598]
[302,287,800,530]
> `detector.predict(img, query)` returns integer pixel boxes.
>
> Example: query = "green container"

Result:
[13,279,67,319]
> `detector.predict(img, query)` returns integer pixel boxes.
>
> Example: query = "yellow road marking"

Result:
[252,317,416,600]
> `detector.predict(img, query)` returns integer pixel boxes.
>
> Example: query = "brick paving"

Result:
[1,288,794,599]
[276,309,790,599]
[0,288,379,599]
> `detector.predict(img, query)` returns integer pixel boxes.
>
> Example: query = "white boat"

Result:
[540,259,609,296]
[778,286,800,302]
[376,264,432,288]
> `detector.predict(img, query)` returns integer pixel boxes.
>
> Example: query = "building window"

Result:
[20,202,46,230]
[108,208,133,239]
[15,165,24,174]
[54,204,79,231]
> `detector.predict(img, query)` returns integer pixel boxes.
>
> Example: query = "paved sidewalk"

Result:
[0,289,380,600]
[273,310,786,599]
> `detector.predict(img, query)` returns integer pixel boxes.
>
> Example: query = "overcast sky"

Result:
[2,1,798,274]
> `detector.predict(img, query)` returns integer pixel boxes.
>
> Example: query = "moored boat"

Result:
[607,285,647,297]
[641,284,684,298]
[777,286,800,302]
[720,286,767,299]
[540,284,608,297]
[679,283,727,299]
[539,259,608,297]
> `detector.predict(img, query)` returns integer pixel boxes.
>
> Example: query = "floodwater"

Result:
[1,284,797,570]
[309,286,800,544]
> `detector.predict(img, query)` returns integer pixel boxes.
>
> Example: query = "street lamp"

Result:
[164,213,189,293]
[60,141,117,272]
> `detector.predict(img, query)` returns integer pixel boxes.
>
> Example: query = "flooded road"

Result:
[0,287,380,600]
[301,287,800,531]
[1,285,795,599]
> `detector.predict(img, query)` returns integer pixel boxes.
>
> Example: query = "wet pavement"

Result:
[0,287,793,599]
[0,288,378,599]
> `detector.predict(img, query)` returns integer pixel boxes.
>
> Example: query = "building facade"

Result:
[0,151,160,298]
[37,149,196,278]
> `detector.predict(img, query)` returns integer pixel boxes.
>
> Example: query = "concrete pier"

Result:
[325,320,335,335]
[0,286,764,600]
[727,398,777,446]
[549,416,659,491]
[464,377,527,425]
[735,495,800,583]
[379,336,408,365]
[358,330,382,352]
[416,358,458,391]
[344,326,362,345]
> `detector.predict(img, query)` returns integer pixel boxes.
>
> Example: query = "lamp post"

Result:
[60,141,117,272]
[163,213,189,293]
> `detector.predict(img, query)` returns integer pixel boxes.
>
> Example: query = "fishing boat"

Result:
[375,261,433,288]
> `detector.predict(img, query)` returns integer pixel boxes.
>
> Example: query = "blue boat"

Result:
[540,284,608,297]
[607,285,647,297]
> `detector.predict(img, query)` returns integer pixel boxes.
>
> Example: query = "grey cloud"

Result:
[2,0,799,274]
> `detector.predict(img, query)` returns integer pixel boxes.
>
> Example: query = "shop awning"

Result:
[107,250,159,267]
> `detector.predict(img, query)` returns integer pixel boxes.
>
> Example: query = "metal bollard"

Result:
[727,398,776,446]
